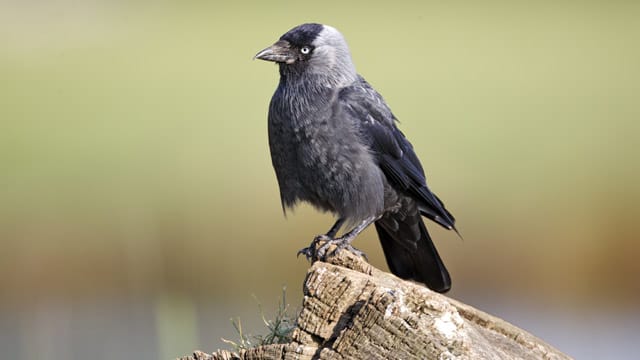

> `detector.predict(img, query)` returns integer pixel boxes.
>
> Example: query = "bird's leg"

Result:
[297,218,344,259]
[325,218,345,238]
[318,215,379,259]
[299,215,380,261]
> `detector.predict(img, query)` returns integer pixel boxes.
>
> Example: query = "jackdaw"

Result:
[255,23,458,293]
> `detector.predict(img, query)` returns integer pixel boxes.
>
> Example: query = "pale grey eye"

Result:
[300,46,311,54]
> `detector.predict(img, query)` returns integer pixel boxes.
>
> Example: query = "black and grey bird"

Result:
[255,23,458,293]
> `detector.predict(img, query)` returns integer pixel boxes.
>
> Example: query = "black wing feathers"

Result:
[339,79,456,230]
[376,219,451,293]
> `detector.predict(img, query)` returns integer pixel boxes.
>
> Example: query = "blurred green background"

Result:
[1,1,639,359]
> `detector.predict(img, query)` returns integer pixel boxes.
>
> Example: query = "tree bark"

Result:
[180,242,572,360]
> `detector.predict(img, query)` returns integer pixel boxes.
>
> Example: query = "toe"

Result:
[297,246,314,261]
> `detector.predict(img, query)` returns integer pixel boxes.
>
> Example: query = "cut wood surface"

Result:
[180,242,572,360]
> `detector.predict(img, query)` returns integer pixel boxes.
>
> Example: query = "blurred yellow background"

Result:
[1,1,639,359]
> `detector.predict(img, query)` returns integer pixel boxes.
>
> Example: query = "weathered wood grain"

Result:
[181,243,571,360]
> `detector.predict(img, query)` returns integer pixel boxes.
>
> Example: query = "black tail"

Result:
[375,213,451,293]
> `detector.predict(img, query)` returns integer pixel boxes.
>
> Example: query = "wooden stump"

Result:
[180,243,572,360]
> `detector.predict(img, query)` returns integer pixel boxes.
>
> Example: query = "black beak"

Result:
[254,40,296,64]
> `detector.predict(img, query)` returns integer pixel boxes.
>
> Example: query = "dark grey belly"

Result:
[275,134,386,223]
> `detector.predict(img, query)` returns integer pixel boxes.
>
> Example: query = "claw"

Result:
[296,247,313,260]
[296,233,367,262]
[297,234,331,261]
[335,242,368,261]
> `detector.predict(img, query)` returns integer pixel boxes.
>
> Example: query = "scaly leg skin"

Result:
[297,218,344,260]
[325,218,345,238]
[298,216,379,261]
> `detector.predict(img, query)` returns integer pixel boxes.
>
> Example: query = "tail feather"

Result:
[375,214,451,293]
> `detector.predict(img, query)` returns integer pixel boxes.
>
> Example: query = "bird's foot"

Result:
[297,234,368,262]
[296,241,317,261]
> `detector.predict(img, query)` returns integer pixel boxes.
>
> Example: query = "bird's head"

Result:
[254,23,357,87]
